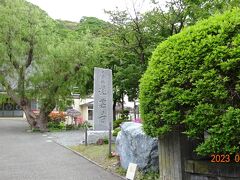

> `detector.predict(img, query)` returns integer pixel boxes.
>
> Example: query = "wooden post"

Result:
[85,126,88,146]
[158,128,196,180]
[133,100,137,120]
[108,121,112,157]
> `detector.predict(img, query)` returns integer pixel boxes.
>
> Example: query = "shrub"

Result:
[103,137,109,144]
[119,110,129,121]
[113,127,121,137]
[47,121,66,131]
[74,116,84,125]
[81,121,92,129]
[49,111,66,123]
[113,119,125,129]
[140,9,240,155]
[113,110,130,129]
[66,124,75,130]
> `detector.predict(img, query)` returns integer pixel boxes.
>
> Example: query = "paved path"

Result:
[0,119,123,180]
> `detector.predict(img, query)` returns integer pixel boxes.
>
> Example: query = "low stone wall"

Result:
[87,131,109,144]
[185,160,240,180]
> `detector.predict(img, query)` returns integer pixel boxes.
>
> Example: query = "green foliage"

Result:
[196,107,240,155]
[137,171,159,180]
[103,137,109,144]
[113,120,124,129]
[81,121,92,129]
[65,124,75,130]
[102,9,149,107]
[113,110,130,129]
[77,16,110,36]
[102,0,240,112]
[0,0,100,130]
[0,93,8,104]
[119,110,130,121]
[113,127,121,137]
[115,167,127,176]
[0,0,55,90]
[47,121,66,131]
[30,32,99,108]
[140,9,240,155]
[56,20,78,30]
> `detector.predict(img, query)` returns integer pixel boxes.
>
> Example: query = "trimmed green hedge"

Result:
[140,9,240,155]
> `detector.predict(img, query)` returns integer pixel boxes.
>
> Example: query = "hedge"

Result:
[140,9,240,155]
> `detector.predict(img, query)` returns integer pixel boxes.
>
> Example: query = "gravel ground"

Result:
[49,130,85,146]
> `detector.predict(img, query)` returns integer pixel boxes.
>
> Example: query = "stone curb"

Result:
[52,140,126,180]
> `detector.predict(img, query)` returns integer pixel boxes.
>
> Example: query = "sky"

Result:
[26,0,157,22]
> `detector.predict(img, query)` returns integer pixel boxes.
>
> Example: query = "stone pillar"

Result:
[93,67,113,131]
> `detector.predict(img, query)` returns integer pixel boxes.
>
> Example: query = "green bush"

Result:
[119,110,130,121]
[113,119,125,129]
[140,9,240,155]
[113,110,130,129]
[47,121,66,131]
[103,137,109,144]
[137,171,159,180]
[66,124,75,130]
[113,127,121,137]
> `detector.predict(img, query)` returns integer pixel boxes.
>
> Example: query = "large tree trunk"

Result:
[37,101,56,132]
[4,84,38,129]
[22,105,37,129]
[37,110,50,132]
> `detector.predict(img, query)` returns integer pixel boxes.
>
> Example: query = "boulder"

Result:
[116,122,159,172]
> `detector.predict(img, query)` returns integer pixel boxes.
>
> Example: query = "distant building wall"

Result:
[72,98,81,111]
[80,105,88,121]
[79,104,93,126]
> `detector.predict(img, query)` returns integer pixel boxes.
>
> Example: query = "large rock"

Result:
[116,122,159,172]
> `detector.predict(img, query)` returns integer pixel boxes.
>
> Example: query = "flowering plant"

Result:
[49,111,66,122]
[132,118,142,123]
[74,116,84,125]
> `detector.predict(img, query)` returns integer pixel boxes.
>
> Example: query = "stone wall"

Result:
[185,160,240,180]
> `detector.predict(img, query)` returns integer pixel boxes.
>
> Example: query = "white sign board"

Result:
[126,163,138,180]
[93,67,113,131]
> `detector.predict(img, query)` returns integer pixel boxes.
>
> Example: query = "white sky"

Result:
[26,0,157,22]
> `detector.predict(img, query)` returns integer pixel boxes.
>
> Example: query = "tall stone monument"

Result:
[93,67,113,131]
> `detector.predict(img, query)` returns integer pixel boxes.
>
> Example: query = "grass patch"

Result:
[70,144,159,180]
[70,144,119,172]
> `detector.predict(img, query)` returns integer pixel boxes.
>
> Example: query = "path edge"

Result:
[53,141,126,180]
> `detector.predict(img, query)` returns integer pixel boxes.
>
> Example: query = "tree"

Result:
[77,16,110,36]
[103,0,240,120]
[103,4,150,119]
[140,9,240,155]
[0,0,99,131]
[29,33,98,131]
[145,0,240,41]
[0,0,55,128]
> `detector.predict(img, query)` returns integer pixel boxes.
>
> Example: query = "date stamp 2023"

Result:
[210,154,240,163]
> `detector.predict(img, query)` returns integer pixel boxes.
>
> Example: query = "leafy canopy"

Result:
[0,0,100,130]
[140,9,240,155]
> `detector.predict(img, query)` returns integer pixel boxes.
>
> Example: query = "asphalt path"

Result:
[0,119,123,180]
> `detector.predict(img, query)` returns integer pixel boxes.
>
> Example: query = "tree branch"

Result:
[26,40,34,68]
[6,29,19,70]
